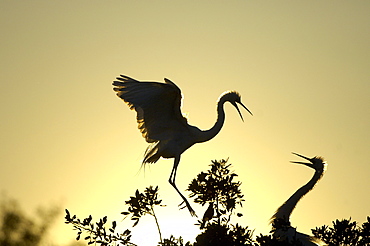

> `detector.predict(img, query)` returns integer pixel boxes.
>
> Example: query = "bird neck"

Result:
[272,169,324,224]
[197,99,226,143]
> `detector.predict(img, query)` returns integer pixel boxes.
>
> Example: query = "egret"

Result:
[113,75,252,216]
[270,152,327,246]
[200,202,215,229]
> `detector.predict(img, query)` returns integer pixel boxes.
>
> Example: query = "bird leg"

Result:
[169,157,197,217]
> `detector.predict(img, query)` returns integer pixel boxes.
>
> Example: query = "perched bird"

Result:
[200,202,215,229]
[270,152,327,246]
[113,75,252,216]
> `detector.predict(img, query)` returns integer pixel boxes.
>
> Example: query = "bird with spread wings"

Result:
[113,75,252,216]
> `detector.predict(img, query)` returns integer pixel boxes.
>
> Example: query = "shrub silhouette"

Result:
[122,186,164,242]
[187,159,254,246]
[0,196,59,246]
[312,217,370,246]
[65,159,369,246]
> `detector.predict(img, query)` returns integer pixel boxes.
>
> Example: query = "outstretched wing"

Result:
[113,75,188,143]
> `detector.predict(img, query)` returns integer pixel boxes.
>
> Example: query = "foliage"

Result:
[193,223,255,246]
[0,196,59,246]
[158,235,192,246]
[255,217,370,246]
[255,234,304,246]
[65,186,165,246]
[187,159,244,229]
[312,217,370,246]
[255,218,304,246]
[121,186,165,242]
[65,159,369,246]
[186,159,253,246]
[65,209,135,246]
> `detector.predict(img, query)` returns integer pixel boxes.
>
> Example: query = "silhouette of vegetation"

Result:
[65,159,369,246]
[121,186,165,242]
[158,235,191,246]
[188,159,244,226]
[255,234,305,246]
[0,195,59,246]
[187,159,254,246]
[312,217,370,246]
[65,209,135,246]
[256,217,370,246]
[65,186,164,246]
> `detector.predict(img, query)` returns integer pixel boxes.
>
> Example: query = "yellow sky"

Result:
[1,1,369,245]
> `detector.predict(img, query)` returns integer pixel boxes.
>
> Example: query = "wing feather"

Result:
[113,75,188,142]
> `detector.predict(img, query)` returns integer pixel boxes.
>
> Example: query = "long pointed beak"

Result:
[234,102,253,122]
[292,152,311,161]
[234,104,245,122]
[291,152,313,166]
[239,102,253,116]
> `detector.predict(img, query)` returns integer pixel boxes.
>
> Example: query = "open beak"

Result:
[290,152,313,167]
[235,102,253,121]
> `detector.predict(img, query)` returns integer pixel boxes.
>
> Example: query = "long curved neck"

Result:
[197,98,226,143]
[272,169,323,224]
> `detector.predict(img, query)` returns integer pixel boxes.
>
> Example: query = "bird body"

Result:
[143,124,201,163]
[113,75,252,216]
[271,153,327,246]
[274,227,326,246]
[200,202,215,229]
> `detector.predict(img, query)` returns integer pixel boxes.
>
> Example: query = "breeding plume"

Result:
[113,75,252,216]
[270,152,327,246]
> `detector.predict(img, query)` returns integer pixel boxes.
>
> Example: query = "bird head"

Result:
[291,152,326,173]
[221,91,253,121]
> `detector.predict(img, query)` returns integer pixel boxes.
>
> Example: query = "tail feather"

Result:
[143,142,161,163]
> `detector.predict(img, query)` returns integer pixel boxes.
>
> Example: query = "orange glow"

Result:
[1,1,369,245]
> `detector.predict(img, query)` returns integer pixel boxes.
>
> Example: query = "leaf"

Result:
[133,218,139,227]
[64,209,71,222]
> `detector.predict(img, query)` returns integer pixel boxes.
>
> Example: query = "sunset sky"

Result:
[1,1,369,245]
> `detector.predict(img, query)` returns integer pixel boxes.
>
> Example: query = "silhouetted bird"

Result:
[200,202,215,229]
[271,152,327,246]
[113,75,252,216]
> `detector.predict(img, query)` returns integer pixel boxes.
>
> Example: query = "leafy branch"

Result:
[64,158,369,246]
[65,209,136,246]
[121,185,165,243]
[187,159,244,229]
